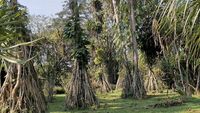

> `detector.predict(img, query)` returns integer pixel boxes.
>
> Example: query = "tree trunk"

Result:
[145,69,163,93]
[111,0,119,23]
[46,75,55,103]
[121,49,133,98]
[65,60,99,109]
[97,73,112,93]
[0,47,47,113]
[195,67,200,95]
[122,72,133,98]
[174,42,185,94]
[129,0,146,99]
[185,55,191,96]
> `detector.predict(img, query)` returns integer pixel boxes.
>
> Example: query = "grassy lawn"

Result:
[48,90,200,113]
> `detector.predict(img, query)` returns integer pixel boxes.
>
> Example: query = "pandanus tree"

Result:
[136,0,163,92]
[109,0,146,98]
[153,0,200,96]
[0,0,46,112]
[110,0,134,92]
[64,0,99,109]
[88,0,112,93]
[88,0,119,87]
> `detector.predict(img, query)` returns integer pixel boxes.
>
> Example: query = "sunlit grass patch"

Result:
[49,90,200,113]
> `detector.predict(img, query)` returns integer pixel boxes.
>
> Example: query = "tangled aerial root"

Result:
[65,62,99,109]
[0,62,47,113]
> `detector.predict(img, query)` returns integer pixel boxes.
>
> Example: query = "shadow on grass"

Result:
[49,92,200,113]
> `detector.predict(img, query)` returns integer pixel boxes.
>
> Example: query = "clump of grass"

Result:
[147,98,184,108]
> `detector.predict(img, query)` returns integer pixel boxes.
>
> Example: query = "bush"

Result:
[54,86,65,94]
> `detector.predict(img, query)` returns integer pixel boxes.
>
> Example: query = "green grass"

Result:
[48,90,200,113]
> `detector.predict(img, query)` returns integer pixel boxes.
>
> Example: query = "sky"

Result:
[18,0,65,17]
